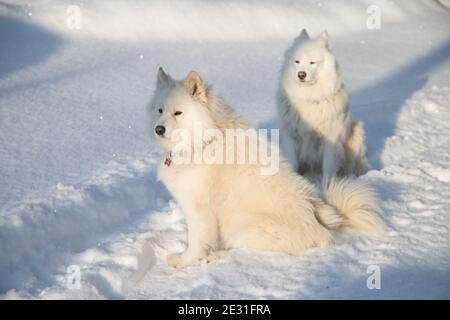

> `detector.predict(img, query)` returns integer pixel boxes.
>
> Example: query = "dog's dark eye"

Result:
[310,61,316,65]
[158,108,163,114]
[174,111,183,116]
[295,60,300,64]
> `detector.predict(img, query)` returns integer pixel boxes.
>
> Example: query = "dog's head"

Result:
[149,68,215,152]
[284,29,336,86]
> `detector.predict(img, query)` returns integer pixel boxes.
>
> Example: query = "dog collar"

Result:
[164,152,172,167]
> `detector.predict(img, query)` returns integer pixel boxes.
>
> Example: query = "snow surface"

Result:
[1,0,449,299]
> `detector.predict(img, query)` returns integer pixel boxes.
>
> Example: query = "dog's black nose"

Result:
[155,125,166,136]
[298,71,307,80]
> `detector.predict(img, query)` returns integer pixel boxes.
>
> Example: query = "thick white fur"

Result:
[278,30,371,178]
[150,68,385,268]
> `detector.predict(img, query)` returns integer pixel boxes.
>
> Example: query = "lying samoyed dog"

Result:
[150,68,384,268]
[278,29,371,179]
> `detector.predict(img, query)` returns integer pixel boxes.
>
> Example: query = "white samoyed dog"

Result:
[278,29,371,179]
[149,68,384,268]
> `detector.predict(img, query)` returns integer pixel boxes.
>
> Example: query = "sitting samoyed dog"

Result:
[278,29,371,179]
[150,68,384,268]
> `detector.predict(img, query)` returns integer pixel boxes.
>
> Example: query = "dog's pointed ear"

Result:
[319,30,329,46]
[157,67,173,87]
[183,71,207,103]
[300,28,310,39]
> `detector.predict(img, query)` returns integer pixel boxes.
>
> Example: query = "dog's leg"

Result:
[280,128,300,172]
[346,122,371,175]
[167,204,218,268]
[322,142,342,180]
[206,250,229,263]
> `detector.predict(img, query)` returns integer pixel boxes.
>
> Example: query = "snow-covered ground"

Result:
[1,0,449,299]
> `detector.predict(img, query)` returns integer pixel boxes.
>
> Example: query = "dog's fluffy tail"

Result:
[316,178,386,235]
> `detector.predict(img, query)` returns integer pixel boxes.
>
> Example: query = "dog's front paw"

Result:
[166,254,199,269]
